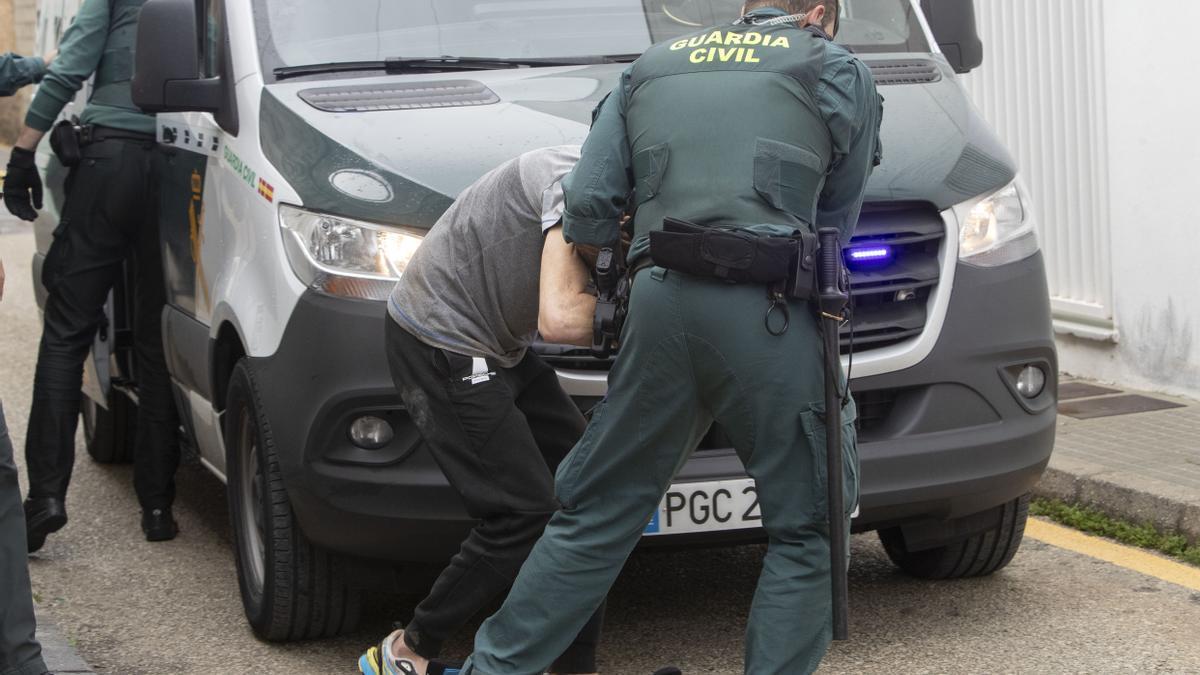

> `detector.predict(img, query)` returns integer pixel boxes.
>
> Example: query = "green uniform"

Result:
[0,53,46,97]
[25,0,153,134]
[465,9,882,675]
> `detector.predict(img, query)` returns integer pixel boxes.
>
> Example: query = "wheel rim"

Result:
[237,408,267,598]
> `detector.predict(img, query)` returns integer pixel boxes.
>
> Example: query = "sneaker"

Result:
[360,630,420,675]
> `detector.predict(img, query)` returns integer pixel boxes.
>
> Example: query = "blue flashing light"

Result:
[846,246,893,265]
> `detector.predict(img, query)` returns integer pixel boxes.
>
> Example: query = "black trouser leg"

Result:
[384,321,604,669]
[0,402,48,675]
[24,138,175,511]
[26,141,139,501]
[130,187,179,511]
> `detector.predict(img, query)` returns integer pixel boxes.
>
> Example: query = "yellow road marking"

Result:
[1026,518,1200,592]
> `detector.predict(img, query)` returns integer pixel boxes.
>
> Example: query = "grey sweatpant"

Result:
[0,401,47,675]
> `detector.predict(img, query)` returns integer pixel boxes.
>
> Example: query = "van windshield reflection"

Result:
[254,0,930,79]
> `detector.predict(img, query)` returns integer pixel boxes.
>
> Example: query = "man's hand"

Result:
[539,226,598,347]
[4,147,43,221]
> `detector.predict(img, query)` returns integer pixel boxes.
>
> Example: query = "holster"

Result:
[49,119,86,168]
[649,217,819,300]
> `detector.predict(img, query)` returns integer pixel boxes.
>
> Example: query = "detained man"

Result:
[359,146,606,675]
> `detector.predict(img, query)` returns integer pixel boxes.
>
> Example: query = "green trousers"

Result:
[465,267,858,675]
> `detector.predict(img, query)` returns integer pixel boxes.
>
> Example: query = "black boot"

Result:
[141,507,178,541]
[25,497,68,553]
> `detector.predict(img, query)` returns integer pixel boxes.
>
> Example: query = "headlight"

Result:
[279,204,424,300]
[954,182,1040,267]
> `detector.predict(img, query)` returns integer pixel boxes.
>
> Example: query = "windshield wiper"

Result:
[275,56,591,81]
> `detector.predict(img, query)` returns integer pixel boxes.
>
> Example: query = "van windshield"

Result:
[255,0,930,78]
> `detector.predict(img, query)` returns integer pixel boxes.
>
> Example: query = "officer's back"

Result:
[564,0,880,259]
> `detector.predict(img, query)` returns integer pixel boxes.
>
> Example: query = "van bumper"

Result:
[251,252,1056,563]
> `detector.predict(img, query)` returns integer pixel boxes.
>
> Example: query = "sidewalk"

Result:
[1036,379,1200,544]
[35,618,94,674]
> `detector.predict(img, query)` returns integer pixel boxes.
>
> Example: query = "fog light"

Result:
[1016,366,1046,398]
[349,416,393,449]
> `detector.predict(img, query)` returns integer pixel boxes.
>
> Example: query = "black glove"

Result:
[4,147,43,221]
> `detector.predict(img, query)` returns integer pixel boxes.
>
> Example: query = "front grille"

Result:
[842,203,945,354]
[537,204,945,363]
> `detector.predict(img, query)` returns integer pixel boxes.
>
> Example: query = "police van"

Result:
[31,0,1056,640]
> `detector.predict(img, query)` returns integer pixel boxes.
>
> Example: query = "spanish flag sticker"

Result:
[257,178,275,203]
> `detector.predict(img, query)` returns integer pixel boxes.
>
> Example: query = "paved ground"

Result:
[3,225,1200,673]
[1039,383,1200,543]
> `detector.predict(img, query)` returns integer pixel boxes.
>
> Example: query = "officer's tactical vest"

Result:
[89,0,148,114]
[626,20,832,237]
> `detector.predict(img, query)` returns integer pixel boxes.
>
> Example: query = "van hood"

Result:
[260,58,1013,228]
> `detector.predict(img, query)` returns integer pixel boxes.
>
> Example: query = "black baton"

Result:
[817,227,850,641]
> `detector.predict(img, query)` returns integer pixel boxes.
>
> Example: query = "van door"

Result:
[155,0,234,476]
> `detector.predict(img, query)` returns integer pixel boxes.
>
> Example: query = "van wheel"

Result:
[878,494,1031,579]
[224,360,361,641]
[81,391,135,464]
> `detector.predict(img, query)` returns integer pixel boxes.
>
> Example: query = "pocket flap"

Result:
[632,142,670,204]
[753,138,826,223]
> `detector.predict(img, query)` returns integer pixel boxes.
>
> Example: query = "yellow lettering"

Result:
[671,39,688,51]
[705,31,724,45]
[771,36,790,48]
[726,33,743,46]
[745,49,760,63]
[689,48,706,63]
[718,47,737,62]
[706,47,717,62]
[688,35,705,47]
[743,32,762,46]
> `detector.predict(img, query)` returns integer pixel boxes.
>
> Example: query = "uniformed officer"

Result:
[461,1,882,673]
[1,48,53,675]
[3,0,181,548]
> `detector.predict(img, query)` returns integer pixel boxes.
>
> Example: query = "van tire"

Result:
[225,360,361,641]
[878,494,1031,579]
[81,391,135,464]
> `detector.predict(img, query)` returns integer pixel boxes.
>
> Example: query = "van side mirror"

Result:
[919,0,984,74]
[132,0,238,133]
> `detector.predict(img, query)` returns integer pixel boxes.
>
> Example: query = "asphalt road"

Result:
[3,223,1200,674]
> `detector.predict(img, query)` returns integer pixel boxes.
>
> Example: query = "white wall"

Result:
[963,0,1200,399]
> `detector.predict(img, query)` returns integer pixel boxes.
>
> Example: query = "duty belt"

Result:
[648,217,820,300]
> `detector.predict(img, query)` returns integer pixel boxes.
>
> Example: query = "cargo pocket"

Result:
[799,397,860,523]
[632,142,669,204]
[41,219,73,293]
[753,138,826,223]
[554,398,607,509]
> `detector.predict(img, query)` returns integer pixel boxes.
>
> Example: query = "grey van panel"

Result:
[260,58,1015,228]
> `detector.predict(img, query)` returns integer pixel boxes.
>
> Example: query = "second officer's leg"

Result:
[128,142,182,539]
[24,140,142,550]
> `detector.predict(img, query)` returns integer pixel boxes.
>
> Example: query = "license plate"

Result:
[643,478,761,537]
